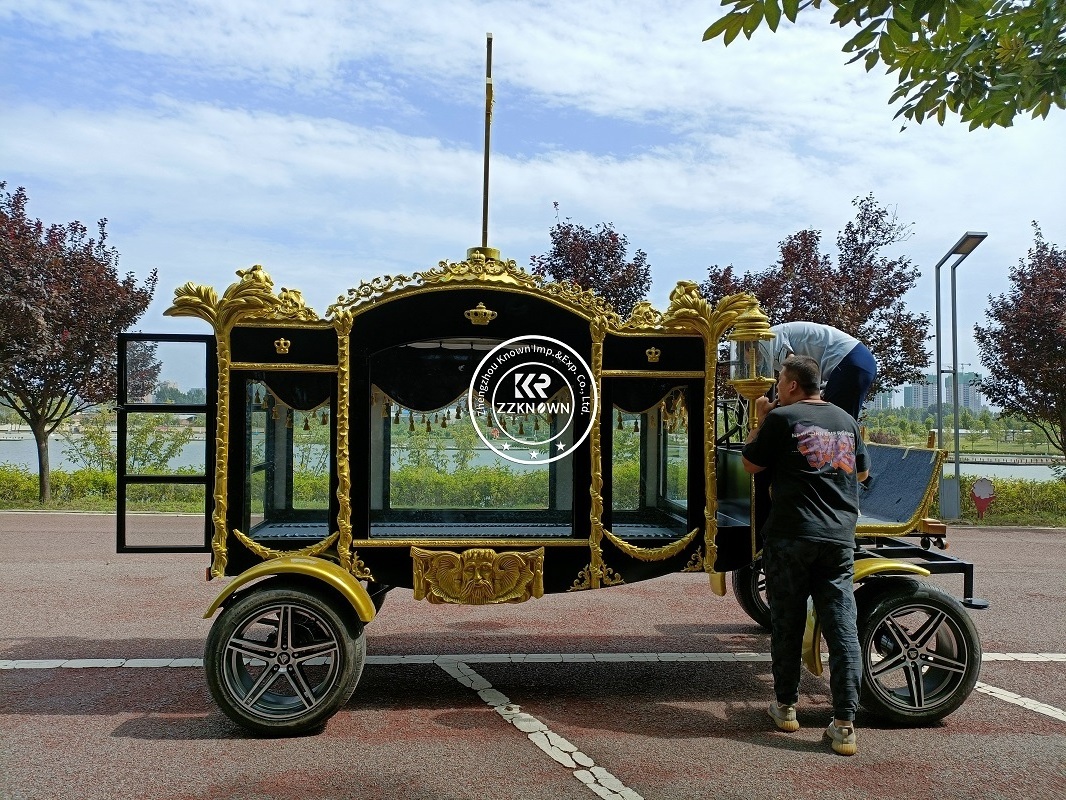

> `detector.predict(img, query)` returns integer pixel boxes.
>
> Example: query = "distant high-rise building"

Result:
[903,375,938,409]
[902,372,984,412]
[865,391,894,411]
[947,372,984,413]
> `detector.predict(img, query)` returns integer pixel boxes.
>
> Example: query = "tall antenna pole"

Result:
[481,33,493,249]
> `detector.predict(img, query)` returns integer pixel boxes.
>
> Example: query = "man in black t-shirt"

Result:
[742,355,869,756]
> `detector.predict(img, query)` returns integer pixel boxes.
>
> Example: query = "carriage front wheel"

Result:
[857,580,981,724]
[205,584,365,735]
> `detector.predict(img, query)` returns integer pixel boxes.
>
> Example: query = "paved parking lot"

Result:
[1,513,1063,800]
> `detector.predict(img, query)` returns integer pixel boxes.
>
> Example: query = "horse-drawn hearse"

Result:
[116,248,986,735]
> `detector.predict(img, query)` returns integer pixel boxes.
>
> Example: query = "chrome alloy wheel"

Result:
[222,602,342,720]
[206,586,364,734]
[859,583,981,723]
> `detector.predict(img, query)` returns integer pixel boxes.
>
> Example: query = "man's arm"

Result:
[742,454,765,475]
[742,396,776,474]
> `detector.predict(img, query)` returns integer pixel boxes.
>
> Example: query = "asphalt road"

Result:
[1,513,1063,800]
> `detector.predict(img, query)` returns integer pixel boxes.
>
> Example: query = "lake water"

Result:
[0,434,1060,481]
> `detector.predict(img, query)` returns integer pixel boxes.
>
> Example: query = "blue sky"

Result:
[2,0,1064,390]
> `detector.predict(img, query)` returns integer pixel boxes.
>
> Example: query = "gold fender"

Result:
[802,558,931,676]
[204,555,377,623]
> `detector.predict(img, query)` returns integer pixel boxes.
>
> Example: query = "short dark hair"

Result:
[781,355,820,395]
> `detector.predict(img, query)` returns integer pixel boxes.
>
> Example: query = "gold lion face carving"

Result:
[411,547,544,605]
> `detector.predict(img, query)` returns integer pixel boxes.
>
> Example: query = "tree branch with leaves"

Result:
[704,0,1066,129]
[974,224,1066,461]
[530,204,652,319]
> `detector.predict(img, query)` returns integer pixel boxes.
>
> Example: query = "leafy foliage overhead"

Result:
[700,194,929,395]
[530,205,652,319]
[703,0,1066,129]
[974,224,1066,457]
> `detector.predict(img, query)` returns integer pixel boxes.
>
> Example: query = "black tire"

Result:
[732,559,772,630]
[857,580,981,725]
[205,585,365,735]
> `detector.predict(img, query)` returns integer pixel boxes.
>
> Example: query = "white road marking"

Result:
[4,651,1064,669]
[436,658,642,800]
[973,682,1066,723]
[2,652,1063,730]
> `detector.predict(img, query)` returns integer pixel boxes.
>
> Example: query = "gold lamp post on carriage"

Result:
[727,303,776,428]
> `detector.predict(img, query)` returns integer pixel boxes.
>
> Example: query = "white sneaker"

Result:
[767,701,799,732]
[824,721,857,755]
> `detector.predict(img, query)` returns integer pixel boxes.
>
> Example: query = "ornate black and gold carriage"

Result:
[116,247,985,734]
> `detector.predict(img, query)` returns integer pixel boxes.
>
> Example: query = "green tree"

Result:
[292,408,330,474]
[530,203,652,318]
[0,182,157,501]
[61,408,194,473]
[449,413,482,471]
[154,384,207,405]
[703,0,1065,129]
[975,225,1066,461]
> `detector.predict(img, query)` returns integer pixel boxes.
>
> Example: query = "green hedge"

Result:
[2,463,1064,526]
[390,465,549,509]
[935,474,1066,526]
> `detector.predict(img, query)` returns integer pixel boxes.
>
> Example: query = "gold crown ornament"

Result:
[464,302,497,326]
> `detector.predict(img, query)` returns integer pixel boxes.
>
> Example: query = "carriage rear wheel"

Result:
[205,584,365,735]
[732,559,771,630]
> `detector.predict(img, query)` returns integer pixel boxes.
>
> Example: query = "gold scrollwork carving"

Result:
[411,547,544,605]
[599,527,700,562]
[326,251,625,326]
[682,549,705,573]
[620,300,664,330]
[327,273,414,316]
[168,264,321,332]
[420,249,541,290]
[231,528,340,561]
[568,563,625,592]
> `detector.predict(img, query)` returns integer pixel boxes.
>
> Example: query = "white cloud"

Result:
[2,0,1064,375]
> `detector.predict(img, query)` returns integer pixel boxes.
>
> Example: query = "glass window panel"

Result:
[661,390,689,507]
[125,340,208,405]
[125,482,207,518]
[124,412,206,476]
[124,490,208,549]
[612,409,642,511]
[292,405,331,510]
[243,377,332,530]
[384,393,550,511]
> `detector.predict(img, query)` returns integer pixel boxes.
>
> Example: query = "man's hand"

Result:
[755,396,778,425]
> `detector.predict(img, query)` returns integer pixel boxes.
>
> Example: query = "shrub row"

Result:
[390,465,550,509]
[934,474,1066,525]
[2,463,1064,526]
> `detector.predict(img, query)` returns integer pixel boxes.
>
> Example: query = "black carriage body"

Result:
[130,259,766,600]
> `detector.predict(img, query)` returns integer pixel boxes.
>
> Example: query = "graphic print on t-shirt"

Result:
[794,424,856,473]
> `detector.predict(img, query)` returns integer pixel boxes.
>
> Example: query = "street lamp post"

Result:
[934,231,987,518]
